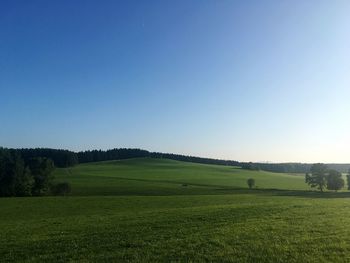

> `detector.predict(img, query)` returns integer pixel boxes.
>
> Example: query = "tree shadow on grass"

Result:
[220,188,350,199]
[247,189,350,199]
[270,189,350,199]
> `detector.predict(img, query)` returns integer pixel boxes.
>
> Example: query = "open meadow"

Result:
[3,0,350,261]
[1,158,350,262]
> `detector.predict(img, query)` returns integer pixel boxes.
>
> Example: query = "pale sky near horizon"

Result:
[1,0,350,163]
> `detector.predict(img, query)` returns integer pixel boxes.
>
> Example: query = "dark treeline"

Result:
[77,149,150,163]
[19,148,78,167]
[150,152,240,166]
[241,162,312,173]
[2,147,350,174]
[78,149,350,173]
[241,162,350,173]
[327,164,350,174]
[77,149,240,166]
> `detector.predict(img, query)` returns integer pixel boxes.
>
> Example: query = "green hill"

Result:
[53,157,308,196]
[2,158,350,262]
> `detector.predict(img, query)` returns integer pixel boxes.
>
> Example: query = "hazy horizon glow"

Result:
[1,0,350,163]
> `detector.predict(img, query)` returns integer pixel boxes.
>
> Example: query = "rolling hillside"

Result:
[53,157,308,196]
[2,158,350,262]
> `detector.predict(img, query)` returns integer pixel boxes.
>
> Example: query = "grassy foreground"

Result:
[1,158,350,262]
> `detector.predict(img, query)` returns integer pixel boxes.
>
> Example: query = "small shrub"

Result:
[247,178,255,189]
[51,182,71,196]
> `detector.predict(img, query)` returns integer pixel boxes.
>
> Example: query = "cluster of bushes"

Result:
[0,148,71,197]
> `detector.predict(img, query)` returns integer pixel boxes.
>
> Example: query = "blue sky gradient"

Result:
[1,0,350,162]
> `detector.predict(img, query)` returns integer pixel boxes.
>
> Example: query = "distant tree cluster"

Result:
[305,163,346,192]
[241,163,260,171]
[241,162,312,173]
[0,148,56,197]
[241,162,350,174]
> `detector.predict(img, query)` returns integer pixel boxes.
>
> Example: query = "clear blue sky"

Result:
[1,0,350,162]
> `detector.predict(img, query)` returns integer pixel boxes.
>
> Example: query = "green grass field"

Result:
[2,158,350,262]
[52,158,309,196]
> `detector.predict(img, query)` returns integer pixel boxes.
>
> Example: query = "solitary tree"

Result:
[305,163,328,192]
[247,178,255,189]
[327,169,344,191]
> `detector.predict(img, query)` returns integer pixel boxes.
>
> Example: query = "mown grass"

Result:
[1,158,350,262]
